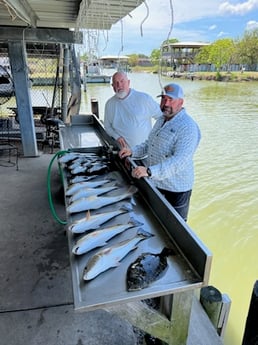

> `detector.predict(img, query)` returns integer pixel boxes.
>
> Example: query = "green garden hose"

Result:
[47,150,69,225]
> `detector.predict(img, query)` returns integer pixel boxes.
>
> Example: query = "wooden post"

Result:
[242,280,258,345]
[200,286,222,331]
[91,98,99,118]
[200,286,231,338]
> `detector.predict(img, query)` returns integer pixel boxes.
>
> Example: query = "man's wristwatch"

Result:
[147,167,152,177]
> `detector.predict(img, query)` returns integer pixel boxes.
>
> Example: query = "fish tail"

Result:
[128,217,144,228]
[119,203,133,213]
[136,228,153,239]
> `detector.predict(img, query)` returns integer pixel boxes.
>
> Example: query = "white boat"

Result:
[85,74,111,84]
[82,62,112,84]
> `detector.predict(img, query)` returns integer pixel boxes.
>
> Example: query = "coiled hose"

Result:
[47,150,69,225]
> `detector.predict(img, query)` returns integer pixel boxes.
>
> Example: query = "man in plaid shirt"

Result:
[119,83,201,222]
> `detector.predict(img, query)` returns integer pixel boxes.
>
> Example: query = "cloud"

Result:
[209,24,217,30]
[246,19,258,29]
[219,0,258,15]
[217,31,227,37]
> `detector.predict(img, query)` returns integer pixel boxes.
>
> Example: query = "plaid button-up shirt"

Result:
[132,108,201,192]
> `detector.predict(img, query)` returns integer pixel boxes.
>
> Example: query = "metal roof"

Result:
[0,0,144,30]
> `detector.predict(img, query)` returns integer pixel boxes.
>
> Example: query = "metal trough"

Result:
[59,114,212,314]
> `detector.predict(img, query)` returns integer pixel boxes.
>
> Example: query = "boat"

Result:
[82,62,111,84]
[85,74,111,84]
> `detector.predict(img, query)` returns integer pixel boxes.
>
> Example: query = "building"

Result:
[161,41,210,72]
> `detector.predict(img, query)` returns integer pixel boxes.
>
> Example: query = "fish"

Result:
[72,217,143,255]
[126,247,175,292]
[68,158,95,171]
[86,163,109,174]
[69,185,119,203]
[58,152,85,164]
[70,164,94,175]
[67,186,138,214]
[66,179,111,196]
[69,175,99,184]
[68,204,132,234]
[83,228,154,281]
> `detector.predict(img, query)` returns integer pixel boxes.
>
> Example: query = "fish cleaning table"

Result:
[59,114,212,345]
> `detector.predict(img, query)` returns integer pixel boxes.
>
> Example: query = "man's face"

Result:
[112,74,130,98]
[160,95,183,117]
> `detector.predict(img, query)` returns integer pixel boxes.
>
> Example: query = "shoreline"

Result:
[132,67,258,82]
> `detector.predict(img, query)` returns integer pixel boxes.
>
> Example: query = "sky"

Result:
[78,0,258,57]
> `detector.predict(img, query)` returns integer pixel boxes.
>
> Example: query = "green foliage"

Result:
[196,38,235,71]
[235,28,258,70]
[150,49,161,65]
[127,54,139,66]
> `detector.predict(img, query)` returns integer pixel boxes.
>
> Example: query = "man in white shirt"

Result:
[104,71,162,148]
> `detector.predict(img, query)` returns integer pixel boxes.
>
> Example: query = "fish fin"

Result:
[86,210,91,220]
[136,228,154,238]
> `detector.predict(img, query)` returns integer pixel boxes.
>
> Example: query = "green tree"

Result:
[209,38,235,71]
[127,54,139,67]
[150,49,160,65]
[235,28,258,70]
[195,45,212,69]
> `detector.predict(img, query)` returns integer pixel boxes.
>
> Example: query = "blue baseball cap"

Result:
[158,83,184,99]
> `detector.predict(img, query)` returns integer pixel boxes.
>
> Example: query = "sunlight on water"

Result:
[81,74,258,345]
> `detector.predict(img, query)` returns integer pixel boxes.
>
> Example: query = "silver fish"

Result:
[69,175,99,184]
[69,185,118,203]
[66,179,111,196]
[87,163,109,174]
[70,164,93,175]
[67,186,138,214]
[72,217,143,255]
[68,204,132,234]
[126,247,175,292]
[83,229,154,281]
[58,152,84,164]
[68,159,94,171]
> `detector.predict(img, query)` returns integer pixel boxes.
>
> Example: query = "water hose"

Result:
[47,150,69,225]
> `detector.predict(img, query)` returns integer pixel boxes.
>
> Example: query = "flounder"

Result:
[126,247,175,291]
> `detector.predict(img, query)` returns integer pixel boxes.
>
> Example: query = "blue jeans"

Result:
[157,189,192,222]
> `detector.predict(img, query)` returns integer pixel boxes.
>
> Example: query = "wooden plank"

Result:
[0,27,82,44]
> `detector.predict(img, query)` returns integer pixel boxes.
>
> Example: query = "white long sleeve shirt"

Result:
[104,88,162,148]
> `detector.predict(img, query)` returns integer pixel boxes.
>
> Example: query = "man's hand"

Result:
[132,166,148,179]
[119,147,132,159]
[117,137,128,148]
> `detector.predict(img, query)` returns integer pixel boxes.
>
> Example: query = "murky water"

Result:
[80,72,258,345]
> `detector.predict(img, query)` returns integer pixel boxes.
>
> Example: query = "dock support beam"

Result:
[8,41,38,157]
[106,290,194,345]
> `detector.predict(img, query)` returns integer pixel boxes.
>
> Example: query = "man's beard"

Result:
[115,90,128,99]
